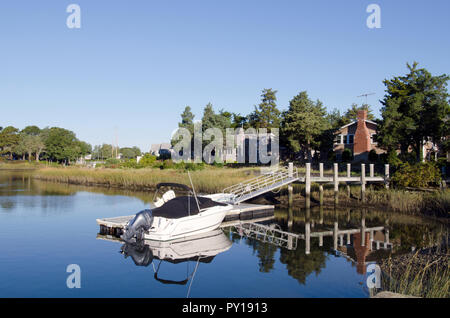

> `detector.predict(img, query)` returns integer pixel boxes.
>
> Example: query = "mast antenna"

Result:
[357,92,375,105]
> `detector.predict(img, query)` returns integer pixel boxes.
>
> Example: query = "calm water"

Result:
[0,171,447,298]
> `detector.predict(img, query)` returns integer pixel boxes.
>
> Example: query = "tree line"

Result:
[178,62,449,163]
[0,126,142,164]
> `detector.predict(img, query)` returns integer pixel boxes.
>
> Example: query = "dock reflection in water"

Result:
[99,229,232,297]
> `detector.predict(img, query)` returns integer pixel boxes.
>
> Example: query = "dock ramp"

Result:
[223,165,299,204]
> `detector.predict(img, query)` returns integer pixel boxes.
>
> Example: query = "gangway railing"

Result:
[226,222,301,250]
[223,166,299,204]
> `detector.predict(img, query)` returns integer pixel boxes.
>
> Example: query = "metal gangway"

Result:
[223,165,299,204]
[226,221,301,250]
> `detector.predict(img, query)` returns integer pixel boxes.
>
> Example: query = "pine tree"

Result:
[249,88,281,130]
[343,103,375,122]
[281,91,329,162]
[378,62,450,162]
[179,106,195,134]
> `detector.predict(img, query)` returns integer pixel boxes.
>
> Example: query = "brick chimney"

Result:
[353,232,371,275]
[353,110,371,158]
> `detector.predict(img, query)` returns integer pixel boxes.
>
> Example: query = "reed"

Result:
[382,251,449,298]
[27,165,450,216]
[366,188,450,217]
[32,166,260,194]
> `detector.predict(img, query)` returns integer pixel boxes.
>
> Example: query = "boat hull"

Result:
[143,205,232,241]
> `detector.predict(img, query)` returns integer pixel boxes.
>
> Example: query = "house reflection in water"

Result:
[301,210,393,275]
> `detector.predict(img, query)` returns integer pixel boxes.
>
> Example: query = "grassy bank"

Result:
[0,161,44,170]
[32,166,260,194]
[264,183,450,217]
[10,165,449,217]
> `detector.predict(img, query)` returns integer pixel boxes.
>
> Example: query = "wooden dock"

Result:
[97,203,275,237]
[287,162,389,207]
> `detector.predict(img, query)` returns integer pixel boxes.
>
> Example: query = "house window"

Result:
[343,135,348,144]
[334,134,342,144]
[348,134,354,144]
[371,134,377,144]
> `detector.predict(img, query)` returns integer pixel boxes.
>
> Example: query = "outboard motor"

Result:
[121,242,153,267]
[121,209,153,243]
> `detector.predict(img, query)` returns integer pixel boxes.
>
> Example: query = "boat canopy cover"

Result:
[152,196,227,219]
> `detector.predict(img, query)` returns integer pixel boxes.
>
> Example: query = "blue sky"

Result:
[1,0,449,151]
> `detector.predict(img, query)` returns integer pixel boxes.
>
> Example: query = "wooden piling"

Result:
[361,216,366,247]
[333,221,338,251]
[288,162,294,207]
[360,164,366,202]
[346,163,351,198]
[385,164,390,189]
[288,207,293,230]
[288,162,293,178]
[305,207,311,254]
[305,162,311,209]
[288,185,293,207]
[319,163,324,205]
[333,163,339,204]
[319,205,324,225]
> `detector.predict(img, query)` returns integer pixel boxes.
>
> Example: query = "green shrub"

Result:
[161,159,174,169]
[368,149,378,162]
[327,150,336,162]
[137,154,157,168]
[391,162,442,188]
[342,148,353,162]
[386,150,403,168]
[173,162,205,171]
[212,161,224,168]
[105,158,120,165]
[120,159,138,169]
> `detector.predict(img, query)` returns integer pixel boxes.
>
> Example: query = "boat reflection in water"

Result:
[101,229,232,296]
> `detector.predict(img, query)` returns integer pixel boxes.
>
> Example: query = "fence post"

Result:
[319,163,324,205]
[346,163,351,198]
[288,162,294,206]
[333,221,338,251]
[305,208,311,255]
[385,164,390,189]
[305,163,311,209]
[361,164,366,202]
[333,163,339,204]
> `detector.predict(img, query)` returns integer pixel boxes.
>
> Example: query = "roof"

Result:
[338,119,378,130]
[150,143,172,153]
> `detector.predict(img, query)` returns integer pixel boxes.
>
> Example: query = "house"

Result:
[333,109,443,162]
[333,110,385,161]
[150,143,173,158]
[223,128,278,164]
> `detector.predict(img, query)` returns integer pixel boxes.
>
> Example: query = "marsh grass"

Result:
[365,188,450,217]
[32,166,260,194]
[381,251,450,298]
[25,165,450,216]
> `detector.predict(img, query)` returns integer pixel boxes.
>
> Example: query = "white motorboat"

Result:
[120,229,232,295]
[121,181,233,242]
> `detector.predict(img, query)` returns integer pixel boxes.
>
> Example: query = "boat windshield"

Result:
[152,196,227,219]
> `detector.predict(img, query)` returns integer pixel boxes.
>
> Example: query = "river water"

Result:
[0,171,447,298]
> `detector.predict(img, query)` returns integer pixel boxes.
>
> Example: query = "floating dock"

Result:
[97,203,274,237]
